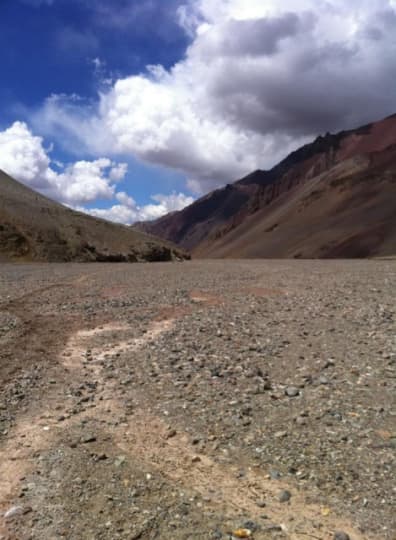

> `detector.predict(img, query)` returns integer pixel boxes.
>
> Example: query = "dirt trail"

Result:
[1,313,377,540]
[0,317,174,503]
[1,261,394,540]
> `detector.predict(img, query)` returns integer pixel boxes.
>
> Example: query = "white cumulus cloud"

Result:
[80,192,194,224]
[0,121,194,224]
[0,121,127,205]
[32,0,396,194]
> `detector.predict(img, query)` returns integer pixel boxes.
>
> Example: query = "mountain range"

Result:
[1,113,396,262]
[136,114,396,258]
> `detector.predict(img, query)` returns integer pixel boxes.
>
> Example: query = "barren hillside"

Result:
[0,170,188,262]
[136,114,396,259]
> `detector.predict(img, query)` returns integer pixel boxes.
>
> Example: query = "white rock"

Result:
[4,506,24,519]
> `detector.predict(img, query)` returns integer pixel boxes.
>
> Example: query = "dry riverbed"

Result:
[0,260,395,540]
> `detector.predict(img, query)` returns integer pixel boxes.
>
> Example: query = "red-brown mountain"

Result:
[135,114,396,258]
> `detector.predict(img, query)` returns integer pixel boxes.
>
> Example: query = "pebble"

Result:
[285,386,299,397]
[114,455,126,467]
[80,434,97,444]
[232,529,252,538]
[318,375,330,385]
[265,524,283,532]
[278,490,292,503]
[4,506,23,519]
[243,521,259,532]
[334,533,350,540]
[4,505,31,520]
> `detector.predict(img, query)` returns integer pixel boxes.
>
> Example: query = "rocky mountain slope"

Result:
[0,170,188,262]
[136,114,396,258]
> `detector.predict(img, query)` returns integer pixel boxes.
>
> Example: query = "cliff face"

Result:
[136,114,396,258]
[0,170,189,262]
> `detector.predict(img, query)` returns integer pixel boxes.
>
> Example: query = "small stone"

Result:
[191,455,201,463]
[4,506,23,519]
[323,359,335,369]
[232,529,252,538]
[115,455,126,467]
[274,430,288,439]
[285,387,299,397]
[4,506,26,520]
[81,434,97,444]
[166,429,177,439]
[256,500,266,508]
[265,524,283,532]
[318,375,330,385]
[269,469,281,480]
[278,490,292,503]
[243,521,259,532]
[334,533,350,540]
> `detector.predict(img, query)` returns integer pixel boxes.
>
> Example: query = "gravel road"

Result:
[0,260,395,540]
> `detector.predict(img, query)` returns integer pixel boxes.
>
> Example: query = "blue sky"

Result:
[0,0,188,109]
[1,0,395,223]
[0,0,192,216]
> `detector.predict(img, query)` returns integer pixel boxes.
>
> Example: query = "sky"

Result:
[0,0,396,224]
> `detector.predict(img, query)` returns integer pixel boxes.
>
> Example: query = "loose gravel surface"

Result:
[0,260,395,540]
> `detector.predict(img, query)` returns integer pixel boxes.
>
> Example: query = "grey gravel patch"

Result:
[1,260,395,540]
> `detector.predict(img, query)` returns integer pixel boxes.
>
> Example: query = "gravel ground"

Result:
[0,260,395,540]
